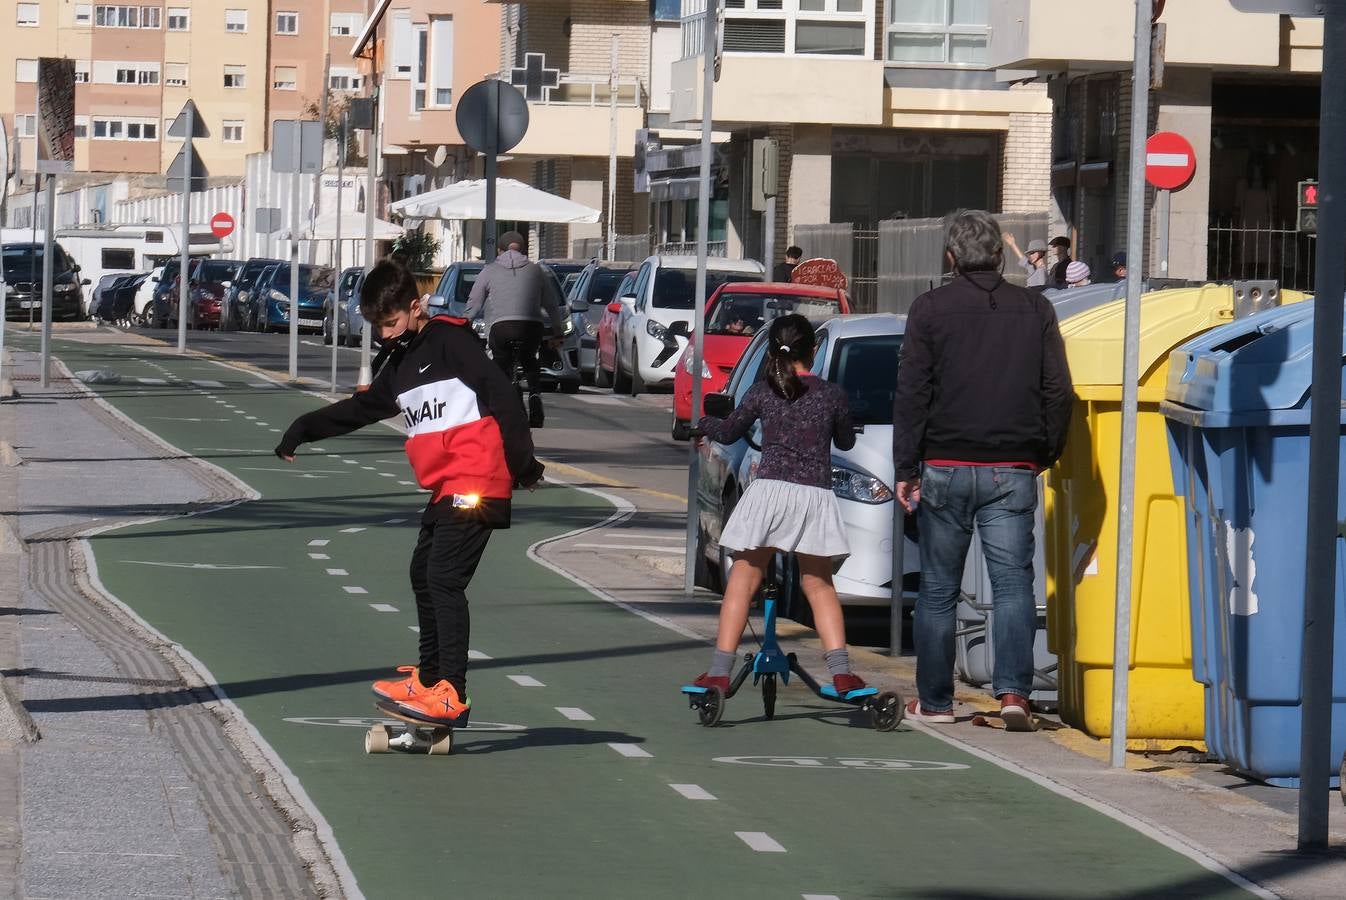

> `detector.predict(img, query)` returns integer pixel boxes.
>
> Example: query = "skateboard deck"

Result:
[365,699,466,755]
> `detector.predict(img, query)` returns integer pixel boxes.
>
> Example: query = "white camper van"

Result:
[56,224,232,316]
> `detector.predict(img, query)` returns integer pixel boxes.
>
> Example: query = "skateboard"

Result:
[364,699,467,755]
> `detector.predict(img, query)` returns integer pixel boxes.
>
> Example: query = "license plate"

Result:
[299,318,322,327]
[19,300,37,309]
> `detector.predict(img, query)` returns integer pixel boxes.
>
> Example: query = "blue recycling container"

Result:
[1161,301,1346,787]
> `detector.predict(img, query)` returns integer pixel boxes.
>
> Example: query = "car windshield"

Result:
[239,261,278,287]
[2,245,73,276]
[828,335,903,425]
[454,269,481,305]
[197,260,237,282]
[653,268,758,310]
[590,270,627,302]
[707,291,842,336]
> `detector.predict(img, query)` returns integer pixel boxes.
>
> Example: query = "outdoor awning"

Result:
[278,209,403,242]
[388,179,601,225]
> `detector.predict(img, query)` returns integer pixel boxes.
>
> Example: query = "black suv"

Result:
[2,242,88,321]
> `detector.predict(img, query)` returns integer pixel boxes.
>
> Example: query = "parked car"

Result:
[89,273,128,322]
[541,259,589,294]
[1,241,88,321]
[566,261,636,380]
[612,255,765,395]
[133,267,163,324]
[697,314,918,609]
[254,263,334,333]
[594,270,637,389]
[226,257,285,331]
[186,258,241,329]
[324,265,365,347]
[431,260,582,392]
[671,282,851,439]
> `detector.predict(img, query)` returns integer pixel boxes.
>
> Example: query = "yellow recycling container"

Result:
[1045,286,1307,748]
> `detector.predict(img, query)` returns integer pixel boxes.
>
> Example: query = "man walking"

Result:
[892,210,1073,731]
[773,246,803,282]
[465,231,565,428]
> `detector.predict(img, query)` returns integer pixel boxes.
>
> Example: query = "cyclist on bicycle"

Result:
[464,231,565,428]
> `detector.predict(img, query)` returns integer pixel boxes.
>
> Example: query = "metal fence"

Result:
[570,234,652,261]
[655,240,727,257]
[1208,220,1316,293]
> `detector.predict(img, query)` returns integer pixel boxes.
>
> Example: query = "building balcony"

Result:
[495,72,646,159]
[988,0,1284,73]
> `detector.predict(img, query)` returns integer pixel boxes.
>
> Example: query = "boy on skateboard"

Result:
[275,259,544,726]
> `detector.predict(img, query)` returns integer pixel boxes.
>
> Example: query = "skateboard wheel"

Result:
[427,728,453,756]
[698,686,725,727]
[365,724,392,754]
[761,674,777,721]
[870,692,903,732]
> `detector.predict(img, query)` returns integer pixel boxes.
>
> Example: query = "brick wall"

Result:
[769,124,793,264]
[1002,85,1052,214]
[569,1,651,89]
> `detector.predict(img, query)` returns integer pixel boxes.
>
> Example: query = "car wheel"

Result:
[594,357,612,388]
[612,347,631,393]
[559,379,581,395]
[322,311,333,345]
[628,343,644,397]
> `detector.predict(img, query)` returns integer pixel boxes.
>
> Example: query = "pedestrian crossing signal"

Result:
[1298,206,1318,235]
[1297,179,1319,234]
[1298,180,1319,209]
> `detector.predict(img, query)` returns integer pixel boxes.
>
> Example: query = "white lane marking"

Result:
[576,395,629,406]
[192,380,226,388]
[255,422,270,427]
[342,586,368,595]
[384,518,408,525]
[378,473,396,478]
[308,540,330,547]
[244,415,257,420]
[361,466,376,471]
[608,743,652,759]
[555,707,594,722]
[137,377,168,385]
[340,527,366,533]
[327,454,342,459]
[369,603,399,613]
[802,895,841,900]
[325,568,348,576]
[573,543,682,554]
[308,553,329,560]
[602,533,687,543]
[736,832,786,853]
[270,428,281,432]
[670,784,716,801]
[398,481,416,486]
[121,561,279,570]
[467,650,491,660]
[343,460,359,465]
[150,417,232,423]
[409,625,420,633]
[507,675,545,687]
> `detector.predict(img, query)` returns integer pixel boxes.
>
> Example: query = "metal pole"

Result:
[683,0,718,596]
[359,82,379,388]
[39,174,54,387]
[1109,0,1152,770]
[177,102,192,354]
[484,81,499,262]
[890,502,905,654]
[607,34,619,259]
[332,112,345,395]
[289,121,301,381]
[0,128,11,382]
[1156,188,1170,277]
[763,194,776,274]
[1298,0,1346,853]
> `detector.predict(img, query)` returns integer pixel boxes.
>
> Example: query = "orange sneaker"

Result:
[371,666,427,702]
[391,679,471,726]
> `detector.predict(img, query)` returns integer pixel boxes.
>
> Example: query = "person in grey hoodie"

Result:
[464,231,565,427]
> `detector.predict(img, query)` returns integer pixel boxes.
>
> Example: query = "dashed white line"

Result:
[467,650,491,660]
[325,568,348,576]
[361,466,376,471]
[369,603,399,613]
[342,586,368,595]
[269,428,281,432]
[507,675,545,687]
[802,895,840,900]
[343,460,359,465]
[339,527,366,533]
[308,540,330,547]
[308,553,329,560]
[607,743,652,759]
[398,481,416,486]
[409,625,420,633]
[384,518,408,525]
[670,784,716,801]
[193,380,226,388]
[555,707,594,722]
[378,473,396,478]
[736,832,786,853]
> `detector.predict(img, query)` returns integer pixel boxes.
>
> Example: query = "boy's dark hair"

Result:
[766,313,816,402]
[1049,235,1071,249]
[785,246,803,260]
[359,258,419,322]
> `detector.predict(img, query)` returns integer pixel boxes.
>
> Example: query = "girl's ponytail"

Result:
[765,313,817,401]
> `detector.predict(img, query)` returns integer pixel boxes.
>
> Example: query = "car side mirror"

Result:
[570,297,589,312]
[81,278,91,286]
[619,294,636,305]
[703,392,734,419]
[666,321,690,340]
[606,301,622,314]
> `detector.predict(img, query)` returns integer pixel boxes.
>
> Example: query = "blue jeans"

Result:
[914,463,1038,712]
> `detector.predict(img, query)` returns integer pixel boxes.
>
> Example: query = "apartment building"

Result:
[658,0,1053,281]
[988,0,1325,286]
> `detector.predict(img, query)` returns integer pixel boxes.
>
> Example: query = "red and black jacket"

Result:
[276,316,543,525]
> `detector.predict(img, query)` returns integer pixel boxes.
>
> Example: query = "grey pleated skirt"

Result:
[719,478,850,561]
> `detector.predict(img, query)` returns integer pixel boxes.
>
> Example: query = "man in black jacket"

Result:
[892,210,1073,731]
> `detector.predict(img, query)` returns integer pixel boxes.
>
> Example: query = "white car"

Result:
[134,267,163,323]
[734,314,919,607]
[612,254,764,395]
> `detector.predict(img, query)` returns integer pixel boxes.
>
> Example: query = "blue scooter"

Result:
[681,579,904,731]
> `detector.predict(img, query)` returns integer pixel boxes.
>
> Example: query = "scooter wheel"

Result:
[761,674,777,721]
[698,686,725,727]
[871,692,903,732]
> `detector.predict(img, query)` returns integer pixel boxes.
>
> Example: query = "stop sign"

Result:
[1145,132,1197,191]
[210,212,235,238]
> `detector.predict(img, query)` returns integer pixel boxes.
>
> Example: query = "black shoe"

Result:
[528,394,544,428]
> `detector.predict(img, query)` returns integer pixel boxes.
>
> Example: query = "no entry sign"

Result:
[210,212,235,238]
[1145,132,1196,191]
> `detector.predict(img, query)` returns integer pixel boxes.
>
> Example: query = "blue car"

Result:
[254,263,335,333]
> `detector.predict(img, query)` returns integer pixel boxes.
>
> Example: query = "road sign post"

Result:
[332,110,346,396]
[210,212,235,239]
[0,119,9,396]
[36,57,75,387]
[1143,131,1195,283]
[272,119,324,381]
[456,80,529,260]
[167,100,209,356]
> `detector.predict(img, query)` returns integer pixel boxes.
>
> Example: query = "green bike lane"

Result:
[38,337,1250,899]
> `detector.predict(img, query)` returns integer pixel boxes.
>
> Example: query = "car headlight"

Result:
[682,352,711,379]
[584,320,597,337]
[831,464,892,504]
[646,319,668,341]
[239,290,250,301]
[564,316,575,336]
[55,282,77,293]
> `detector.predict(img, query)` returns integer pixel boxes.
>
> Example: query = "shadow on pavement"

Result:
[456,727,648,755]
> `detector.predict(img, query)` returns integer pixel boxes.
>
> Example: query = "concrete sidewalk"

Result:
[536,477,1346,900]
[0,337,331,899]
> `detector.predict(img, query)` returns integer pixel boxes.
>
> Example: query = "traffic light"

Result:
[1298,179,1319,234]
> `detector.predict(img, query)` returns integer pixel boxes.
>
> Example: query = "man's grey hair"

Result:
[945,209,1004,273]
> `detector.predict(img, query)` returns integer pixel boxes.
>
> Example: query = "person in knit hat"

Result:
[1065,260,1092,288]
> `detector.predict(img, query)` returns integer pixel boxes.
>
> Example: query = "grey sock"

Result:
[824,648,852,677]
[708,649,737,678]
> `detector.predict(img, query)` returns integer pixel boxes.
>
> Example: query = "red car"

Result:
[594,270,637,388]
[671,282,850,439]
